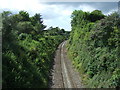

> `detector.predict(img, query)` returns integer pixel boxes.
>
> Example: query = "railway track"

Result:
[50,41,83,88]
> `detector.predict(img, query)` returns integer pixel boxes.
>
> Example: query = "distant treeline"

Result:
[2,11,69,88]
[67,10,120,88]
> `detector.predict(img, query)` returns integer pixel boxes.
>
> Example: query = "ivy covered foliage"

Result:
[2,11,69,88]
[67,10,120,88]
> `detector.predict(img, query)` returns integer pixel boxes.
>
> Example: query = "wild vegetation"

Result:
[67,10,120,88]
[2,9,120,88]
[2,11,69,88]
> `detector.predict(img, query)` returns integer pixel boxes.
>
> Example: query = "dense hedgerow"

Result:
[2,11,69,88]
[67,10,120,88]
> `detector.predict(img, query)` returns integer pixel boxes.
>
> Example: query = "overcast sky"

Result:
[0,0,118,31]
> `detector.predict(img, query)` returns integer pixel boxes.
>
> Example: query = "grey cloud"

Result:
[40,2,118,31]
[39,0,119,2]
[42,2,118,14]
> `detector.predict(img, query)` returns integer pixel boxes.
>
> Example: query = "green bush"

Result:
[2,11,69,88]
[67,10,120,88]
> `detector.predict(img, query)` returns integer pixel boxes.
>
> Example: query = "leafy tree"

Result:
[16,21,34,34]
[88,10,105,22]
[67,10,120,88]
[2,11,17,43]
[2,11,68,88]
[19,11,30,21]
[31,13,46,34]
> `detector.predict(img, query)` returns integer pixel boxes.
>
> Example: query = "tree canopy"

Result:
[68,10,120,88]
[2,11,69,88]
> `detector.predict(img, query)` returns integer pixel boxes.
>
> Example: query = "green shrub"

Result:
[67,10,120,88]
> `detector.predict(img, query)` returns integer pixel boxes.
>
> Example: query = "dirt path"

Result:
[50,41,84,88]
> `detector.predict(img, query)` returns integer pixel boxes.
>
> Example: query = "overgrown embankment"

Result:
[2,11,69,88]
[67,10,120,88]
